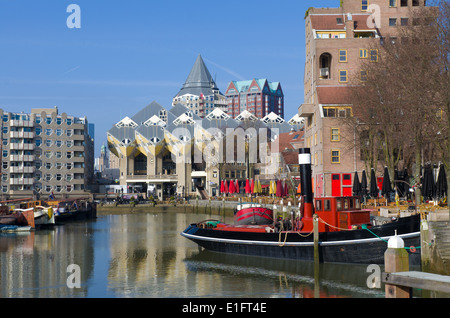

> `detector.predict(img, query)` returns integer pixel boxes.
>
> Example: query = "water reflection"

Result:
[0,211,398,298]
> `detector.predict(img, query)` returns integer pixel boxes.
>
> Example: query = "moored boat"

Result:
[181,148,421,265]
[234,203,273,226]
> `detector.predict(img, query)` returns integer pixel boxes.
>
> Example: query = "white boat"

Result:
[14,206,55,227]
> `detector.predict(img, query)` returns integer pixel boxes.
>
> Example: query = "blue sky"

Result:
[0,0,340,157]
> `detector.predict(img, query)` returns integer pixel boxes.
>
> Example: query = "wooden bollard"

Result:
[313,214,319,265]
[384,231,412,298]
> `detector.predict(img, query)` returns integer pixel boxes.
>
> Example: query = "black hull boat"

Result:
[181,214,420,265]
[181,148,422,265]
[234,203,273,226]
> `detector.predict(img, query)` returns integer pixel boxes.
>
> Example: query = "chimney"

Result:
[345,13,354,38]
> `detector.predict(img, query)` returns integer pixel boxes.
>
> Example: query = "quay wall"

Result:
[421,220,450,276]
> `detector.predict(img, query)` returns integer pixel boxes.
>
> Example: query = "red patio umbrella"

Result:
[296,183,301,194]
[228,179,236,194]
[245,179,251,194]
[276,179,283,197]
[250,179,255,193]
[223,180,228,194]
[283,181,289,197]
[235,179,240,193]
[220,180,224,194]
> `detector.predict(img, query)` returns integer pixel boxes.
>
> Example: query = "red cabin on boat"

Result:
[301,196,372,233]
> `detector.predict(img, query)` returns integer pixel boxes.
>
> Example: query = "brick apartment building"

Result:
[298,0,430,197]
[225,79,284,119]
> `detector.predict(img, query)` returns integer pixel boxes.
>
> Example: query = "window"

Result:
[56,117,62,125]
[389,18,397,27]
[44,174,52,181]
[331,150,341,163]
[36,127,42,135]
[46,117,52,124]
[390,0,397,6]
[65,174,73,182]
[339,49,347,62]
[56,162,62,170]
[45,162,52,170]
[3,127,8,134]
[45,151,52,159]
[360,49,368,59]
[362,0,369,11]
[66,151,72,159]
[56,129,63,136]
[56,174,62,181]
[66,118,73,125]
[45,185,52,193]
[2,114,8,122]
[2,150,8,157]
[370,49,379,62]
[55,140,62,148]
[339,70,348,83]
[412,0,419,5]
[66,185,72,192]
[55,151,62,159]
[66,140,73,148]
[35,116,41,124]
[360,70,368,82]
[401,0,408,6]
[66,163,73,170]
[331,128,340,141]
[45,128,52,136]
[401,18,409,26]
[66,129,73,136]
[45,139,52,147]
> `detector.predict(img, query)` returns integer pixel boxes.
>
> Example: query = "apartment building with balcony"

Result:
[0,107,94,199]
[299,0,430,197]
[225,79,284,119]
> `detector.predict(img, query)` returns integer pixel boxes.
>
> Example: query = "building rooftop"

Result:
[175,54,222,98]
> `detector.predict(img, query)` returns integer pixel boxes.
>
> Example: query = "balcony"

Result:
[298,104,315,117]
[9,166,35,173]
[126,174,178,183]
[9,120,34,127]
[320,68,330,79]
[10,178,34,185]
[9,143,35,151]
[9,131,34,139]
[9,155,35,162]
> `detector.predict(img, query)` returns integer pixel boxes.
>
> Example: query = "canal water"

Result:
[0,210,386,298]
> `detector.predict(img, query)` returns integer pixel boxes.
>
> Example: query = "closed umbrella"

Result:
[235,179,240,194]
[284,181,289,197]
[381,166,392,199]
[296,183,302,194]
[220,180,224,194]
[245,179,250,194]
[228,179,235,194]
[224,180,229,194]
[257,179,262,194]
[422,165,436,201]
[361,170,368,197]
[272,180,277,196]
[436,164,448,199]
[352,171,361,196]
[369,168,379,198]
[250,179,255,194]
[269,181,274,195]
[276,179,282,197]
